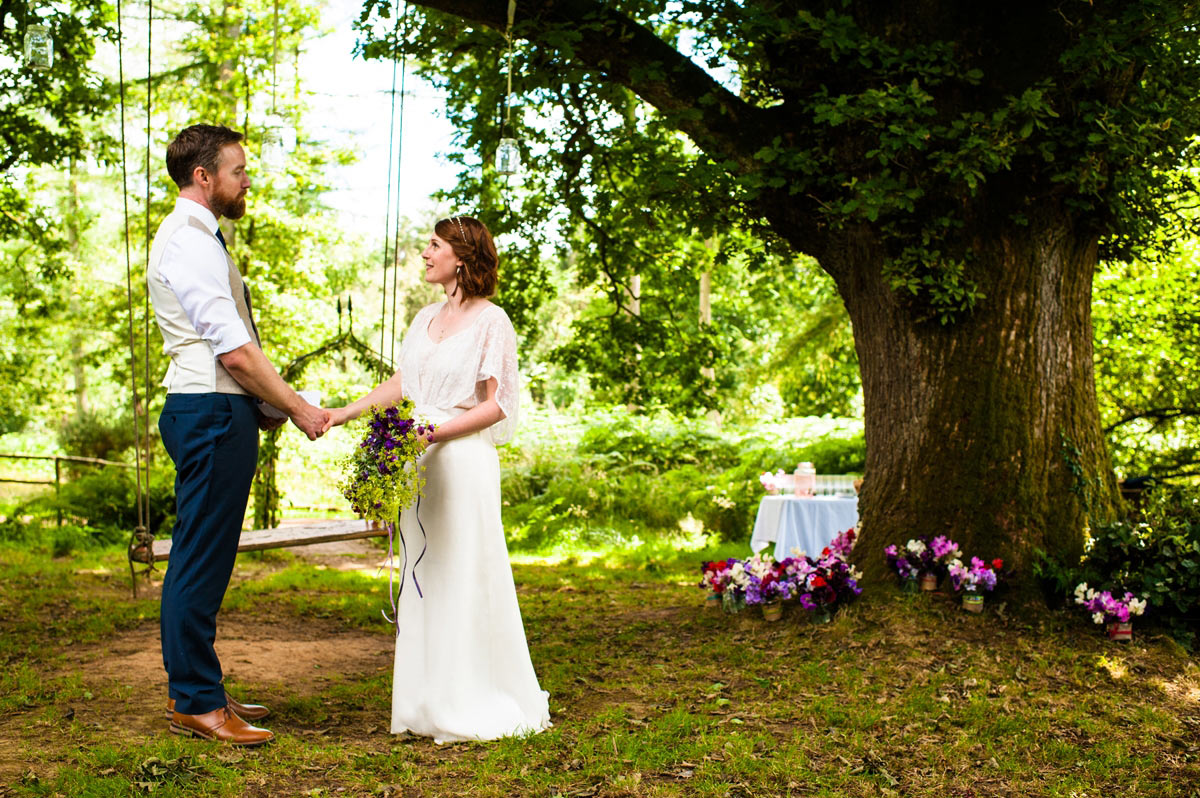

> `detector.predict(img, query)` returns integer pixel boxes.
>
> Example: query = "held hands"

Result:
[291,401,330,441]
[321,406,354,434]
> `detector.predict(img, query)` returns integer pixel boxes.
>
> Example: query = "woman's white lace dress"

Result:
[389,301,550,743]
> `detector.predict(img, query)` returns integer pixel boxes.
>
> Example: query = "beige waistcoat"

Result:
[146,215,261,394]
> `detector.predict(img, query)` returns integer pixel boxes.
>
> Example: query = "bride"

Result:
[326,215,550,743]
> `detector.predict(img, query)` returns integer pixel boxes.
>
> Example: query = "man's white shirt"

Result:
[157,197,252,357]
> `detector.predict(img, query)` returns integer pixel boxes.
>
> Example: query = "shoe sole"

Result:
[165,707,270,721]
[169,722,273,747]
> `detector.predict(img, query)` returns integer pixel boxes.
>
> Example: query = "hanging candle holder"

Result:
[259,112,295,173]
[24,24,53,70]
[496,137,521,176]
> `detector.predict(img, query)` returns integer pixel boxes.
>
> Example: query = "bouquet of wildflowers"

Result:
[789,529,863,616]
[797,552,863,613]
[948,556,1004,592]
[699,559,734,595]
[885,535,960,582]
[743,553,797,605]
[884,544,921,583]
[759,470,788,493]
[827,527,857,559]
[338,400,433,524]
[1074,583,1147,625]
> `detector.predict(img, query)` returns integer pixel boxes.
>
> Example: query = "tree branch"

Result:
[405,0,771,172]
[1104,406,1200,433]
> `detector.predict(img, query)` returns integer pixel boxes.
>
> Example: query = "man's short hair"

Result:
[166,125,244,189]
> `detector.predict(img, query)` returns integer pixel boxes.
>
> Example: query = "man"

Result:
[147,124,328,746]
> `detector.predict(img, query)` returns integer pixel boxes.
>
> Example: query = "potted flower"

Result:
[794,542,863,623]
[884,544,921,589]
[947,557,1003,612]
[1074,583,1147,641]
[885,535,960,591]
[720,559,751,613]
[698,559,733,609]
[743,552,794,620]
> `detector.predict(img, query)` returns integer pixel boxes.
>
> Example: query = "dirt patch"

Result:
[277,536,391,572]
[63,614,392,697]
[0,538,397,777]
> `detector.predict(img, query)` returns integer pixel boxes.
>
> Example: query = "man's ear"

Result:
[192,165,210,186]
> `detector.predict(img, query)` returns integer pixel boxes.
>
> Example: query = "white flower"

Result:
[1128,597,1147,616]
[1092,612,1105,625]
[1074,582,1089,599]
[906,539,926,555]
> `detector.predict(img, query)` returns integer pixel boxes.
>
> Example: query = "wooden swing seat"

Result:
[132,519,387,563]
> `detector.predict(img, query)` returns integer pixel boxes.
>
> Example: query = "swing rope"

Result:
[389,0,411,367]
[142,0,154,553]
[116,0,149,594]
[117,0,155,594]
[377,1,409,375]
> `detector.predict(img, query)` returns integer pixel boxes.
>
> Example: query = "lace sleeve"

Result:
[476,306,519,445]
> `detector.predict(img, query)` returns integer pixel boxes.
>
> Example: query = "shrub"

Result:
[501,412,866,549]
[1036,483,1200,646]
[575,412,740,472]
[43,467,176,540]
[57,409,138,462]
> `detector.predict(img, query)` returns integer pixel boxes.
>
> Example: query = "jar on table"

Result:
[793,462,816,496]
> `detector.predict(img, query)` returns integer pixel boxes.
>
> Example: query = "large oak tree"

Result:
[358,0,1200,582]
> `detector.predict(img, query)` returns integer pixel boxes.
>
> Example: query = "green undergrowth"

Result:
[1,540,1197,796]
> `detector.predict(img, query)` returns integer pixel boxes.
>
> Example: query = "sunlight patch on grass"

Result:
[1096,653,1128,680]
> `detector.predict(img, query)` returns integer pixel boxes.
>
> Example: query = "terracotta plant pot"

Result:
[919,572,938,592]
[962,593,984,613]
[705,593,722,610]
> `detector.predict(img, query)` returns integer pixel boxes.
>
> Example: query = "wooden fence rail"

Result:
[0,453,136,526]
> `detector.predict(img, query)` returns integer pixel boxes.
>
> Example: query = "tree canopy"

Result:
[354,0,1200,577]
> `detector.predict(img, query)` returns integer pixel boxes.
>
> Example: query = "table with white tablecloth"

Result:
[750,495,859,560]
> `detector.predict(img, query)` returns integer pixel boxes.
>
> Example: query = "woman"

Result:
[326,216,550,743]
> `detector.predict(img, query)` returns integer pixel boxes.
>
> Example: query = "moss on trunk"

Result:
[815,217,1119,594]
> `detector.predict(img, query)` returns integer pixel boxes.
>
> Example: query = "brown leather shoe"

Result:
[166,692,271,721]
[224,692,270,721]
[170,706,274,746]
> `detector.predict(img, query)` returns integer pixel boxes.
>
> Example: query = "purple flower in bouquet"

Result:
[1074,583,1147,625]
[827,527,857,559]
[948,556,1001,593]
[789,549,863,614]
[339,400,434,523]
[742,553,797,605]
[886,535,961,581]
[930,535,960,562]
[884,544,921,583]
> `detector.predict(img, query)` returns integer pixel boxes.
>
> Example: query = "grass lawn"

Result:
[0,539,1197,797]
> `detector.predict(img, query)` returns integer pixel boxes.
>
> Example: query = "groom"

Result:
[148,124,328,746]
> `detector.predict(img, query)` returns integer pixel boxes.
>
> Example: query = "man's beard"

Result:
[212,192,246,220]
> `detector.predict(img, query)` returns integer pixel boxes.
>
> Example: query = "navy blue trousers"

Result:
[158,392,258,715]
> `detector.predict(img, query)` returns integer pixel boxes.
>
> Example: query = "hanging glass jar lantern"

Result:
[259,112,294,173]
[496,137,521,176]
[24,24,53,70]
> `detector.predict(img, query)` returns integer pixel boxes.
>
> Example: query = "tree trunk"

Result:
[817,215,1118,589]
